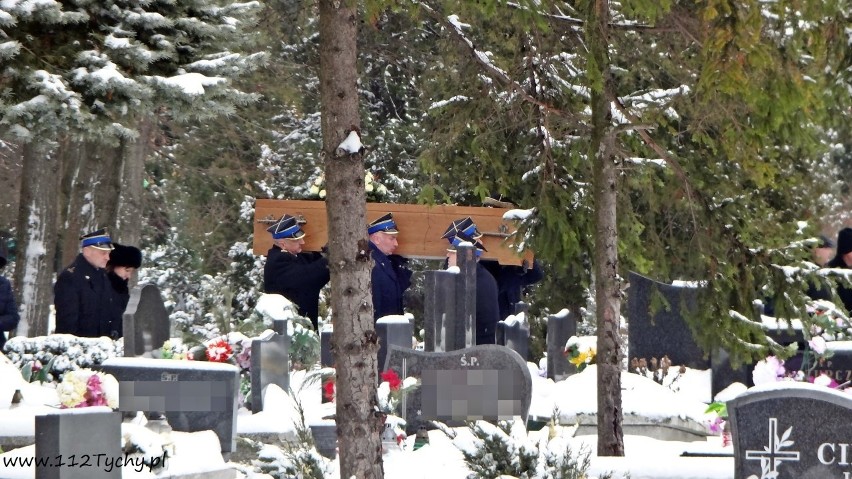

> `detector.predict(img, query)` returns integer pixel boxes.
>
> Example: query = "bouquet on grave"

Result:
[563,336,596,372]
[56,368,119,409]
[376,369,420,415]
[307,169,389,202]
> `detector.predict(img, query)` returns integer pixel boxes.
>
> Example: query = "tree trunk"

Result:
[318,0,384,477]
[14,142,61,337]
[116,117,151,248]
[588,0,624,456]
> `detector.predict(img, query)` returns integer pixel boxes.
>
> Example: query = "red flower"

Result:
[323,379,335,401]
[381,369,402,391]
[206,338,233,363]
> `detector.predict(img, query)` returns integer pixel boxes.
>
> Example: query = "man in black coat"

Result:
[54,228,119,338]
[368,213,412,320]
[263,214,330,330]
[0,250,20,350]
[481,259,544,320]
[826,227,852,313]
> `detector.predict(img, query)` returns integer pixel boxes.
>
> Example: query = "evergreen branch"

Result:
[412,0,585,126]
[504,2,680,33]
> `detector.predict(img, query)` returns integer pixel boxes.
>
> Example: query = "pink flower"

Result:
[752,356,786,385]
[810,373,839,388]
[708,416,726,435]
[84,374,108,407]
[809,336,827,355]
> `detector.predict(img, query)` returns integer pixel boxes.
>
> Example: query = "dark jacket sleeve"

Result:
[265,250,330,294]
[0,278,19,333]
[53,270,80,335]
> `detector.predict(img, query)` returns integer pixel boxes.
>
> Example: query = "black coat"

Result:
[826,256,852,313]
[54,254,119,338]
[474,262,501,345]
[481,259,544,320]
[0,275,20,350]
[106,271,129,339]
[370,242,412,320]
[263,246,330,328]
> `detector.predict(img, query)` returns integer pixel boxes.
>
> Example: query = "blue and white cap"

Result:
[447,231,487,257]
[80,228,114,251]
[368,213,398,235]
[441,217,482,242]
[267,214,306,240]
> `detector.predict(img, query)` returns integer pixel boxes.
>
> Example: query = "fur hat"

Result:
[837,227,852,256]
[108,243,142,268]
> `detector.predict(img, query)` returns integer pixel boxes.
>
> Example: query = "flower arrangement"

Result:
[377,369,419,415]
[205,337,234,362]
[307,170,389,202]
[563,336,596,373]
[56,368,119,409]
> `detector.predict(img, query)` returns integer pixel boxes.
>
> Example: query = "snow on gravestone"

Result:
[98,357,239,453]
[727,382,852,479]
[123,284,170,358]
[35,408,122,479]
[384,344,532,435]
[250,319,289,412]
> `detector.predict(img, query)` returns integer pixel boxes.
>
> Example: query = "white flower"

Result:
[752,356,785,385]
[309,185,319,195]
[813,373,834,388]
[377,184,387,195]
[319,189,326,199]
[314,176,324,186]
[366,184,374,192]
[365,172,374,184]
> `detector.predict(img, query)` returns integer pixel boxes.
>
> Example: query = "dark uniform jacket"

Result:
[263,246,330,329]
[826,256,852,313]
[54,254,119,338]
[370,242,412,320]
[475,262,500,345]
[0,275,20,350]
[482,259,544,320]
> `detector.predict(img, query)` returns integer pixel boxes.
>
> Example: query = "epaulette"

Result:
[66,267,75,273]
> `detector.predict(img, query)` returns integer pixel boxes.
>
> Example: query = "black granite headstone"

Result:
[546,310,578,381]
[423,244,476,352]
[384,344,532,435]
[123,284,170,358]
[308,423,337,458]
[728,382,852,478]
[320,325,333,368]
[496,318,529,362]
[250,324,290,412]
[35,409,122,479]
[627,272,708,369]
[376,316,413,373]
[99,357,239,453]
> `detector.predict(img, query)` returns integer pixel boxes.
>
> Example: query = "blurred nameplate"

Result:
[253,199,532,265]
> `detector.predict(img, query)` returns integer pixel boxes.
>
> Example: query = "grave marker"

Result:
[384,344,532,435]
[99,357,239,453]
[423,244,476,352]
[35,408,122,479]
[546,310,578,381]
[727,382,852,478]
[250,321,290,412]
[376,316,413,373]
[123,284,170,358]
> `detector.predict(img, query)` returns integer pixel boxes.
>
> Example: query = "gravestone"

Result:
[320,324,333,368]
[384,344,532,435]
[251,320,290,412]
[123,284,170,358]
[99,357,239,453]
[727,382,852,478]
[546,310,578,381]
[308,422,337,459]
[627,272,708,369]
[423,243,476,352]
[496,317,529,362]
[376,316,413,373]
[35,408,122,479]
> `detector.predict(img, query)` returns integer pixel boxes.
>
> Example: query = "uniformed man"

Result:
[54,228,119,338]
[263,214,330,330]
[368,213,412,320]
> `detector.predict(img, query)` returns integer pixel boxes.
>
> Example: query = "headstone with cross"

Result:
[727,381,852,478]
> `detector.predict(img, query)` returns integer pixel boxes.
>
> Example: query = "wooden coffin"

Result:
[253,199,531,265]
